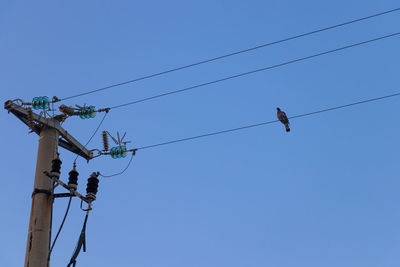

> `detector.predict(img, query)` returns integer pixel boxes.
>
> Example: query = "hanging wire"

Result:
[99,152,135,178]
[58,7,400,101]
[136,91,400,150]
[109,32,400,110]
[48,196,73,260]
[74,112,109,163]
[95,91,400,177]
[67,209,90,267]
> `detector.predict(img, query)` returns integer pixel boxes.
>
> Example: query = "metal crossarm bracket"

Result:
[4,101,93,160]
[54,193,75,198]
[43,171,91,204]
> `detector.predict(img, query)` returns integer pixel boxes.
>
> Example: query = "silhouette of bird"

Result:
[277,107,290,132]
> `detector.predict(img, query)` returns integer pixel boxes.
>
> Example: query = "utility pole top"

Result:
[5,100,93,160]
[5,97,109,267]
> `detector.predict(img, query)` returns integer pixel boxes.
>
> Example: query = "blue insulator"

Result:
[44,97,49,109]
[79,106,96,119]
[112,147,117,158]
[89,106,96,118]
[121,147,127,158]
[110,147,116,159]
[116,147,121,158]
[110,146,127,159]
[32,96,49,110]
[32,97,38,109]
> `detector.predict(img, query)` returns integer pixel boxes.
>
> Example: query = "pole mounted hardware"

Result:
[44,170,95,205]
[58,104,110,120]
[101,130,137,158]
[5,97,111,267]
[68,163,79,192]
[45,157,101,206]
[5,100,95,160]
[86,172,100,202]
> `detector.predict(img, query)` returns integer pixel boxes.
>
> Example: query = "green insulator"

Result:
[110,147,117,159]
[79,109,88,119]
[79,106,96,119]
[116,147,122,158]
[32,96,49,110]
[42,96,49,109]
[89,106,96,118]
[110,146,127,159]
[38,98,44,109]
[118,146,126,158]
[32,97,39,109]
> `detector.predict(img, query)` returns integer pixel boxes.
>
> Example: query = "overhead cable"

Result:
[74,112,108,163]
[59,8,400,101]
[48,196,73,260]
[109,32,400,110]
[99,152,135,178]
[136,91,400,150]
[67,211,89,267]
[96,91,400,178]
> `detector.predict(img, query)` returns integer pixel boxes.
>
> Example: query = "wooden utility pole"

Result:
[4,100,94,267]
[24,127,58,267]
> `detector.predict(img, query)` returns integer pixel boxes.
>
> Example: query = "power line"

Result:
[136,91,400,150]
[99,152,135,178]
[95,91,400,178]
[48,196,72,260]
[74,112,108,163]
[109,32,400,110]
[59,7,400,101]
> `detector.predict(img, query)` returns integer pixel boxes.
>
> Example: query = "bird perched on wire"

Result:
[277,107,290,132]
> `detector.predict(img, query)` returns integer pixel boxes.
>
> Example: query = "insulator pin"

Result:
[102,131,109,151]
[79,106,96,119]
[32,96,49,110]
[59,105,77,116]
[86,172,99,202]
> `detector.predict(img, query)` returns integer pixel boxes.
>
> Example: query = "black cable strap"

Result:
[67,212,89,267]
[32,188,52,197]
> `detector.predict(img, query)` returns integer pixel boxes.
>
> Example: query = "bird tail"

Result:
[285,124,290,132]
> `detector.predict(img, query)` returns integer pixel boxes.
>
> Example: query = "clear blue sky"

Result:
[1,1,400,266]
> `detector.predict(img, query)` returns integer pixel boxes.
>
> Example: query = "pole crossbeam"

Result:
[4,101,93,160]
